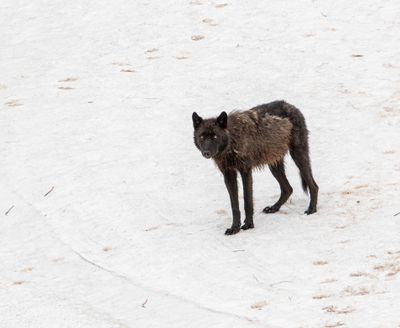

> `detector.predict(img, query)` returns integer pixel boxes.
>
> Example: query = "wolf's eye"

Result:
[200,135,205,140]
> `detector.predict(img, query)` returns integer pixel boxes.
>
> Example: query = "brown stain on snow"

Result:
[191,35,205,41]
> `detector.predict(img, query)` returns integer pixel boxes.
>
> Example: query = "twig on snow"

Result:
[253,274,260,283]
[5,205,15,215]
[269,280,292,287]
[141,299,148,308]
[394,211,400,217]
[44,186,54,197]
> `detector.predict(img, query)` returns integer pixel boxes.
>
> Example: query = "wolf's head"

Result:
[192,111,229,159]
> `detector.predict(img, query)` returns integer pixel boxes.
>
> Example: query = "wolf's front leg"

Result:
[240,168,254,230]
[223,169,241,235]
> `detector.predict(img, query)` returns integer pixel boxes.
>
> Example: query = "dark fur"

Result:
[192,100,319,235]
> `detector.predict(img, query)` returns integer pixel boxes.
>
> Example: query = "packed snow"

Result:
[1,0,399,327]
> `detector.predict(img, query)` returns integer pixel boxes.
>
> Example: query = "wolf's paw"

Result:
[262,205,280,214]
[241,222,254,230]
[304,207,317,215]
[225,226,240,235]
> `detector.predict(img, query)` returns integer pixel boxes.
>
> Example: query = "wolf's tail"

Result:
[300,174,308,194]
[279,101,311,195]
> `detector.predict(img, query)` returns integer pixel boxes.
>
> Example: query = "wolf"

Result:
[192,100,319,235]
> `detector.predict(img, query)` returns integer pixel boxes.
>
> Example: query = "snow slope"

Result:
[1,1,399,327]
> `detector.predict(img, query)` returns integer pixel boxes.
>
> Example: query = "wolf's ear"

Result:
[216,111,228,129]
[192,112,203,129]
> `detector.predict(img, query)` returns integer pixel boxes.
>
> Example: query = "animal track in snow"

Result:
[202,18,218,26]
[145,226,160,231]
[120,69,136,73]
[324,322,345,328]
[342,286,370,296]
[112,62,131,67]
[349,271,376,279]
[21,267,34,273]
[13,281,27,285]
[58,86,74,90]
[191,35,205,41]
[5,99,23,107]
[216,209,228,216]
[373,250,400,278]
[145,48,158,54]
[379,106,399,118]
[312,294,331,300]
[58,77,78,82]
[320,278,337,284]
[175,53,191,60]
[58,77,78,90]
[145,48,160,60]
[250,300,267,310]
[383,63,400,69]
[189,0,202,5]
[322,305,355,314]
[103,246,112,252]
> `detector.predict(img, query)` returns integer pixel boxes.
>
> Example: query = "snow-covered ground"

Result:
[1,1,400,327]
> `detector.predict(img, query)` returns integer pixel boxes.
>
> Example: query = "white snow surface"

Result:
[1,1,400,327]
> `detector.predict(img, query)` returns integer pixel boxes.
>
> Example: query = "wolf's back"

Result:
[251,100,310,193]
[251,100,307,131]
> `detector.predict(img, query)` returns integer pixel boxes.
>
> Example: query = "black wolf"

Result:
[192,100,319,235]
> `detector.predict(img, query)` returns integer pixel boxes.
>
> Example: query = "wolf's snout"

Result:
[202,151,211,158]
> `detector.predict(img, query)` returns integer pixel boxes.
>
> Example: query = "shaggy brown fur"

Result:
[192,100,319,235]
[213,111,293,170]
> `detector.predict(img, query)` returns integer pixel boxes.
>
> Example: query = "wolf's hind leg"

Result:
[289,148,319,214]
[263,161,293,214]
